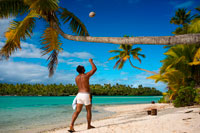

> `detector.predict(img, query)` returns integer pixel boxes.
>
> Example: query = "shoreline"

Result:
[43,103,200,133]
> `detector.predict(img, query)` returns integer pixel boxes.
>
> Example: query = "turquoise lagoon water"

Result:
[0,96,162,133]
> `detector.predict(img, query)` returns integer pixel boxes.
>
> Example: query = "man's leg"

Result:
[70,104,83,131]
[85,104,95,129]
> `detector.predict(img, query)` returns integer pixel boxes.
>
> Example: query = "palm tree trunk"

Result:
[128,58,158,74]
[54,23,200,45]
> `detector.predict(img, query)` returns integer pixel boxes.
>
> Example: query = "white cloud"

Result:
[132,72,167,92]
[0,41,94,62]
[120,71,128,75]
[13,42,48,59]
[0,18,14,39]
[66,60,89,67]
[0,60,76,84]
[170,0,194,9]
[94,60,108,67]
[60,51,94,59]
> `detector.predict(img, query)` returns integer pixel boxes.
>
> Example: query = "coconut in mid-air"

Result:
[89,11,96,17]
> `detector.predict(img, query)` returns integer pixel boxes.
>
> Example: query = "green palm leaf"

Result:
[0,0,29,18]
[189,48,200,65]
[41,26,62,77]
[188,17,200,33]
[108,55,120,60]
[48,50,58,77]
[113,59,122,69]
[28,0,59,15]
[118,60,125,69]
[59,8,89,36]
[109,50,121,53]
[0,11,38,59]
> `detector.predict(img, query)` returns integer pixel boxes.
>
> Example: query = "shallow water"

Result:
[0,96,162,133]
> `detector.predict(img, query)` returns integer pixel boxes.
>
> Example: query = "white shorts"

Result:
[76,92,91,106]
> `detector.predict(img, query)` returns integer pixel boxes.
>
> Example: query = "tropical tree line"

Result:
[0,83,162,96]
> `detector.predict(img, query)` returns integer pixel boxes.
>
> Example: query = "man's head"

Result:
[76,65,85,74]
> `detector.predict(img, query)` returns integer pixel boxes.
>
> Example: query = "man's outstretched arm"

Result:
[86,59,97,77]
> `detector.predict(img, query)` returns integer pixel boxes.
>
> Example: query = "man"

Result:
[69,58,97,132]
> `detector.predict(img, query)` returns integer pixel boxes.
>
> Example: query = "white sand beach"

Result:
[44,103,200,133]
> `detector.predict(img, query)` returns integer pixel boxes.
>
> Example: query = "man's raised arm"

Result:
[86,59,97,77]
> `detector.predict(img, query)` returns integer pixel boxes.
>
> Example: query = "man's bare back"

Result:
[75,59,97,93]
[76,74,90,92]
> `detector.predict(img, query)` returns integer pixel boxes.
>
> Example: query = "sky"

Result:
[0,0,199,92]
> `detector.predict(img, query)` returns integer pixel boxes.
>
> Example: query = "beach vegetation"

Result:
[173,86,196,107]
[0,83,162,96]
[148,7,200,106]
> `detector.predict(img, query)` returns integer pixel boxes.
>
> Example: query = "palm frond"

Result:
[147,74,167,83]
[0,39,19,59]
[0,12,37,59]
[41,27,62,55]
[188,17,200,33]
[108,55,120,60]
[170,8,193,25]
[0,0,29,18]
[28,0,59,15]
[41,26,62,77]
[118,59,125,69]
[196,7,200,12]
[48,50,58,77]
[138,53,145,58]
[59,8,89,36]
[189,47,200,65]
[109,50,121,53]
[113,59,122,69]
[132,47,142,52]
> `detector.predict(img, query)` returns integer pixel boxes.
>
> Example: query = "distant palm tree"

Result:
[170,8,195,34]
[108,44,157,74]
[170,8,193,25]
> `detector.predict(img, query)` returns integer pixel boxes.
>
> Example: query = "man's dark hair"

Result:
[76,65,84,73]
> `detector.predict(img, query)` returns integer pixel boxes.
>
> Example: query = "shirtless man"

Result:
[69,58,97,132]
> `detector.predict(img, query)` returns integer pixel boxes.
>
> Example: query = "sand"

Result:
[43,103,200,133]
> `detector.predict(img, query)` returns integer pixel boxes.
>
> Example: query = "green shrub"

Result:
[173,86,196,107]
[194,88,200,104]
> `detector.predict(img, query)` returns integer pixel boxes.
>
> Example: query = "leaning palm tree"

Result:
[0,0,200,77]
[108,44,157,74]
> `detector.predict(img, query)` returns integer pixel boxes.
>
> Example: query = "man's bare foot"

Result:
[88,125,95,129]
[68,125,75,132]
